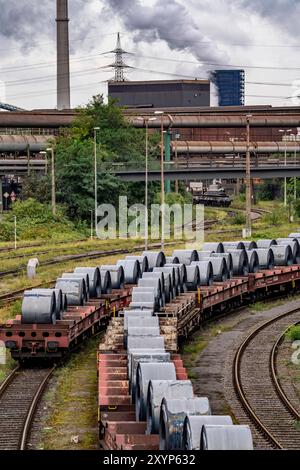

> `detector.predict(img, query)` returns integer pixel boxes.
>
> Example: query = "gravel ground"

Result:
[183,297,300,449]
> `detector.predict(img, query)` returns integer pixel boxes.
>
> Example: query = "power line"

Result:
[130,52,300,71]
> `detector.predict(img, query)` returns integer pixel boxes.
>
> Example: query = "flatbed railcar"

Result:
[1,264,300,362]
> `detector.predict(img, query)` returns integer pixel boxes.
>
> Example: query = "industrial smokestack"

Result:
[56,0,70,110]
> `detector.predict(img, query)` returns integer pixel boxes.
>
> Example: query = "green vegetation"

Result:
[0,199,84,241]
[286,325,300,341]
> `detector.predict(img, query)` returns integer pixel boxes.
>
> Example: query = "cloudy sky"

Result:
[1,0,300,109]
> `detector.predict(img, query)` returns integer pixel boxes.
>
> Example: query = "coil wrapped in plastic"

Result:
[55,277,85,306]
[135,362,176,421]
[182,415,233,450]
[200,424,253,450]
[74,267,101,298]
[142,251,166,270]
[116,259,141,284]
[190,261,213,286]
[146,380,194,434]
[159,397,211,450]
[22,290,56,324]
[100,265,124,289]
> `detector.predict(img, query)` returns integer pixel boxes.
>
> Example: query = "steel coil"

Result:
[135,362,176,421]
[171,250,199,266]
[22,290,56,324]
[190,261,213,286]
[128,336,165,352]
[126,255,149,273]
[223,241,245,252]
[153,269,173,302]
[182,415,233,450]
[256,239,277,248]
[271,244,293,266]
[254,248,275,269]
[146,380,194,434]
[276,238,300,263]
[185,265,200,290]
[129,351,170,399]
[204,257,228,281]
[138,277,163,299]
[29,288,65,320]
[142,251,166,270]
[131,287,161,311]
[61,273,89,301]
[245,249,259,273]
[100,265,124,289]
[124,310,154,332]
[197,250,214,260]
[153,267,176,300]
[55,278,85,306]
[243,241,258,250]
[202,242,224,253]
[116,259,141,284]
[74,267,101,297]
[143,271,165,292]
[159,397,211,450]
[200,424,253,450]
[164,263,187,293]
[165,256,180,264]
[101,270,112,294]
[209,253,233,278]
[227,249,249,276]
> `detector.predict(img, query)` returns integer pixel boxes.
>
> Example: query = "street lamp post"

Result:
[245,114,252,237]
[279,129,292,206]
[174,133,180,193]
[294,134,297,201]
[89,210,93,239]
[46,147,56,216]
[94,127,100,237]
[137,116,157,250]
[155,110,165,250]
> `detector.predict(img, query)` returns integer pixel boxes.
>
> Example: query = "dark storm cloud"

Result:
[105,0,229,65]
[0,0,91,51]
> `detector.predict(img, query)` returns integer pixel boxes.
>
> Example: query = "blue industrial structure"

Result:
[212,70,245,106]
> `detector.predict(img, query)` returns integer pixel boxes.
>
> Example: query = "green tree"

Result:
[51,95,159,221]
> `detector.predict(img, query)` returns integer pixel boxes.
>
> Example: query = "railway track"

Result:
[0,366,55,450]
[233,308,300,449]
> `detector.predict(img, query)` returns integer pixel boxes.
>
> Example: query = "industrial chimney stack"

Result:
[56,0,70,110]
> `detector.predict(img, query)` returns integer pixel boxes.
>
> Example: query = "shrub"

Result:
[286,325,300,341]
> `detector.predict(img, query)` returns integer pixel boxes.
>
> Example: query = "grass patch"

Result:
[286,325,300,341]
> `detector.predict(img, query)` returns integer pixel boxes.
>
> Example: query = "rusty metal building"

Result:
[108,80,211,108]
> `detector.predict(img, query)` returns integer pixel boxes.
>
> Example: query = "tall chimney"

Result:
[56,0,70,110]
